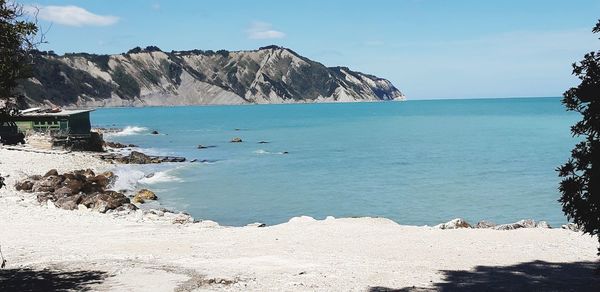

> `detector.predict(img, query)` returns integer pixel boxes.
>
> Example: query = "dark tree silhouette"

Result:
[558,19,600,255]
[0,0,39,118]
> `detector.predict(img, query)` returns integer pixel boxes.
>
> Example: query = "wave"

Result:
[108,126,149,137]
[254,149,289,155]
[111,167,146,191]
[139,170,183,184]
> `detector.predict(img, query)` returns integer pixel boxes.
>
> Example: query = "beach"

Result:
[0,147,598,291]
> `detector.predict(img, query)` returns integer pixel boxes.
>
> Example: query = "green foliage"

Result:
[112,66,140,98]
[140,69,161,85]
[63,53,111,71]
[0,0,39,116]
[558,19,600,255]
[127,47,142,54]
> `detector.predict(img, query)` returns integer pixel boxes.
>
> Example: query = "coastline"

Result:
[0,147,598,291]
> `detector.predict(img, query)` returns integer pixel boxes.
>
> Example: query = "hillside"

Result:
[18,46,404,107]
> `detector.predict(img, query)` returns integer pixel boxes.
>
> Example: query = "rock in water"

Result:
[434,218,472,229]
[151,130,159,135]
[136,189,158,200]
[230,137,243,143]
[132,196,145,204]
[127,151,153,164]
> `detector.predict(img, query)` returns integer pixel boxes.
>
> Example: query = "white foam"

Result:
[254,149,270,154]
[109,126,149,137]
[139,171,183,184]
[111,167,146,191]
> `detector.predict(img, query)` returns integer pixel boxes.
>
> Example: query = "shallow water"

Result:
[92,97,579,227]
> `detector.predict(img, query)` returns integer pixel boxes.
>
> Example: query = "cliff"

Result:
[19,46,405,107]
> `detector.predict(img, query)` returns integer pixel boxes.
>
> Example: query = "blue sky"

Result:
[23,0,600,99]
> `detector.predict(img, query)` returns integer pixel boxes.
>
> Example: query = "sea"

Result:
[91,97,579,227]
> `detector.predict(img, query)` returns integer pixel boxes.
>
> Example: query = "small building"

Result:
[14,109,94,140]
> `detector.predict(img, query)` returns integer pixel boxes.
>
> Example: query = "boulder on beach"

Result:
[14,179,35,192]
[536,221,551,228]
[32,175,65,193]
[475,221,497,229]
[81,191,130,213]
[494,219,537,230]
[15,169,136,214]
[230,137,243,143]
[561,223,583,232]
[434,218,472,229]
[54,194,84,210]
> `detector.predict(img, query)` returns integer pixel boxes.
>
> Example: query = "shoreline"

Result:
[1,147,598,290]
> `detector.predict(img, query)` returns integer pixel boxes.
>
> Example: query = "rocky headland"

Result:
[17,46,405,108]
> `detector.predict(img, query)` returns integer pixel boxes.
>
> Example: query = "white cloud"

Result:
[24,5,119,27]
[246,21,286,39]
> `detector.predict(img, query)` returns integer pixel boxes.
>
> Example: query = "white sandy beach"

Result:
[0,147,598,291]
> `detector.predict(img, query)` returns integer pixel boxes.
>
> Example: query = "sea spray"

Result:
[107,126,149,137]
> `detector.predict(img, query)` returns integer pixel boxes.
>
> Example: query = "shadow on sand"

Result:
[370,260,600,292]
[0,267,108,291]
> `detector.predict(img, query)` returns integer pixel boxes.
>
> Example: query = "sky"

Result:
[21,0,600,100]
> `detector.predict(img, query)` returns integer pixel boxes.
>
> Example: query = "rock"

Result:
[32,175,64,193]
[151,130,159,135]
[89,175,110,188]
[81,191,130,213]
[61,177,83,194]
[14,180,35,192]
[475,221,496,229]
[494,219,537,230]
[81,168,96,179]
[115,203,138,212]
[132,196,144,204]
[36,193,54,204]
[101,171,115,180]
[561,223,583,232]
[44,169,58,177]
[230,137,243,143]
[172,213,193,224]
[54,194,83,210]
[28,175,42,181]
[127,151,154,164]
[197,144,208,149]
[434,218,472,229]
[136,189,157,200]
[54,186,74,196]
[517,219,537,228]
[536,221,551,228]
[246,222,267,228]
[258,141,269,144]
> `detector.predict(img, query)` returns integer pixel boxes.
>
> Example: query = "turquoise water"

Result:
[91,97,578,227]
